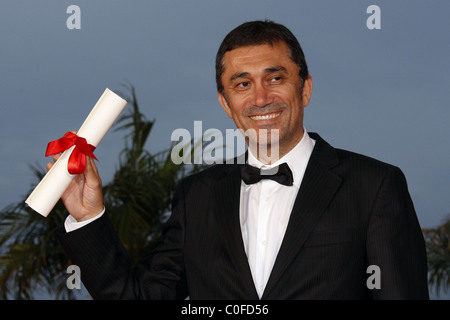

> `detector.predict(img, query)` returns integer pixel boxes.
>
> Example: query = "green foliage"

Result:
[0,167,73,299]
[0,85,204,299]
[423,218,450,297]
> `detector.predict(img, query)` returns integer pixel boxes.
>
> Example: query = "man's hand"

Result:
[47,152,104,222]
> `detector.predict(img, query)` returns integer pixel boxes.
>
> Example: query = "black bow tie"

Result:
[240,162,294,186]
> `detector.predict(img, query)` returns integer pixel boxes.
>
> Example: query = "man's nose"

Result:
[253,83,273,108]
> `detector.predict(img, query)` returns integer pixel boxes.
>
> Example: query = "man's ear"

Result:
[301,75,313,107]
[218,91,233,119]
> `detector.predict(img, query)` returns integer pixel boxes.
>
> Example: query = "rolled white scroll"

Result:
[25,88,127,217]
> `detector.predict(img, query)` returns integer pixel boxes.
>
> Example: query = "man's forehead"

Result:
[222,42,295,77]
[224,41,289,60]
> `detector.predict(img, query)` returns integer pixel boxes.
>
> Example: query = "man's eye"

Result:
[237,82,250,88]
[271,76,282,82]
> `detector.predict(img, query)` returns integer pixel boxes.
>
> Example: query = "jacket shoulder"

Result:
[310,132,401,176]
[333,148,407,185]
[336,148,394,168]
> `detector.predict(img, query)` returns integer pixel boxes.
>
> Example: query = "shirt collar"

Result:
[247,128,316,187]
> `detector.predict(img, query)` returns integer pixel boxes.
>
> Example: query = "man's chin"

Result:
[247,136,281,163]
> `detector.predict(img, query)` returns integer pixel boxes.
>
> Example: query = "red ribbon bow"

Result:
[45,132,98,174]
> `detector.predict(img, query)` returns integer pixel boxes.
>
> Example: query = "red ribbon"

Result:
[45,132,98,175]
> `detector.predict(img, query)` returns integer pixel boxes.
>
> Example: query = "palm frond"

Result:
[423,217,450,296]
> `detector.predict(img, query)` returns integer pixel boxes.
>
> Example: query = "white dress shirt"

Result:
[65,129,316,299]
[240,130,315,298]
[64,210,104,232]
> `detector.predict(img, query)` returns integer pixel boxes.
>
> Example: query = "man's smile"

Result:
[249,111,282,121]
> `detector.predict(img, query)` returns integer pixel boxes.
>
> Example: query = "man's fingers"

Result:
[47,153,62,171]
[88,157,100,177]
[85,156,102,187]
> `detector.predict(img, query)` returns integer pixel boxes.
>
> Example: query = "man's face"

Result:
[218,41,312,157]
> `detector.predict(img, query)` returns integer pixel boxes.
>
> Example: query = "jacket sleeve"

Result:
[56,181,188,300]
[366,165,429,299]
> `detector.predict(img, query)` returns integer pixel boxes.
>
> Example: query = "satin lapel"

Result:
[212,164,259,299]
[262,135,343,299]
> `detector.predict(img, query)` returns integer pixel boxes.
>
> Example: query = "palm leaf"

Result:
[423,217,450,296]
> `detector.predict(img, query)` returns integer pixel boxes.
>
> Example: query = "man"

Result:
[53,20,429,299]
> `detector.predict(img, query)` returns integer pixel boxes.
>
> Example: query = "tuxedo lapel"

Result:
[212,163,259,299]
[262,133,343,299]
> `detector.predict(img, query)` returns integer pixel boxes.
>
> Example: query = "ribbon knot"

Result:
[45,132,98,175]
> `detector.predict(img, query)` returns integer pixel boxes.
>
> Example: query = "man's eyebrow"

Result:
[230,66,287,82]
[264,66,287,73]
[230,72,250,82]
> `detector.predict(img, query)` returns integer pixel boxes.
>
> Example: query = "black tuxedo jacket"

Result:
[57,133,429,299]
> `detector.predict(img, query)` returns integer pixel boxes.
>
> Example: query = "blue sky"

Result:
[0,0,449,298]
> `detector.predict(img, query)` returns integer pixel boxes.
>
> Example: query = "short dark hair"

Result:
[215,20,309,93]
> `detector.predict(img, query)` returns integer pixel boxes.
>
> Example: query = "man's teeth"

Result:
[250,112,281,120]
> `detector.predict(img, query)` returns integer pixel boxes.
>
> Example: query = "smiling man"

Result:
[217,25,312,163]
[218,42,312,163]
[54,20,429,300]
